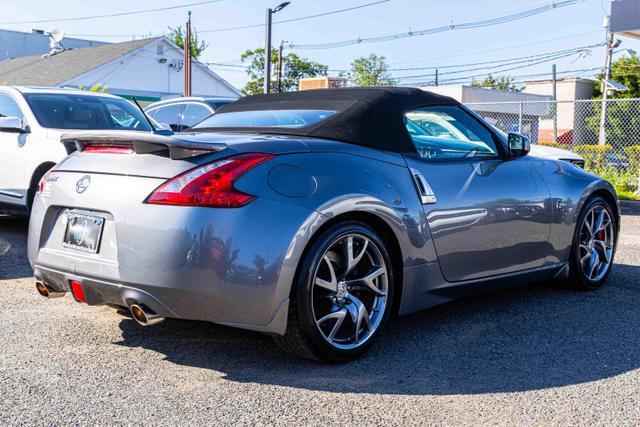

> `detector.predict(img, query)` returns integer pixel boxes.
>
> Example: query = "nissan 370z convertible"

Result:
[28,88,620,362]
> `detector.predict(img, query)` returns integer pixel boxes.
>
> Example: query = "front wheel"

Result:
[565,196,617,290]
[273,221,394,362]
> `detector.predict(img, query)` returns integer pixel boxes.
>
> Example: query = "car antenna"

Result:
[131,96,170,135]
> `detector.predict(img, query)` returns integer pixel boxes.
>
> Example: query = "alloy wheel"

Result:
[578,204,615,282]
[311,233,388,350]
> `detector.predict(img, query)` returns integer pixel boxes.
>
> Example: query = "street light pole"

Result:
[263,2,290,94]
[264,9,273,94]
[598,17,614,146]
[184,11,192,97]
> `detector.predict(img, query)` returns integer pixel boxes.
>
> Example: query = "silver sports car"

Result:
[28,88,620,362]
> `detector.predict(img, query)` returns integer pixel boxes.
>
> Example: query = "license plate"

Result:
[62,213,105,254]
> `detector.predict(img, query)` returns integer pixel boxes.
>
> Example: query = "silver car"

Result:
[28,88,620,362]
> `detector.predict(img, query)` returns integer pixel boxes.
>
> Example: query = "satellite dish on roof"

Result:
[42,28,66,58]
[49,28,64,43]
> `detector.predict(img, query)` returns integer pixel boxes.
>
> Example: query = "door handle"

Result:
[411,169,437,204]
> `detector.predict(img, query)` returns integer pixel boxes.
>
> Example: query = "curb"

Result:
[621,200,640,215]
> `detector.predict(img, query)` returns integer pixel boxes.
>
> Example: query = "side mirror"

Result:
[0,117,26,133]
[507,133,530,157]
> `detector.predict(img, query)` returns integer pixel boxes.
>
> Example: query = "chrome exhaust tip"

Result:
[130,304,164,326]
[35,282,65,298]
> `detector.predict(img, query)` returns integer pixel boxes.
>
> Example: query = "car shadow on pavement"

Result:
[116,262,640,395]
[0,217,32,280]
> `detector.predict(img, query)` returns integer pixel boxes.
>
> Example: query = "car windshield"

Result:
[193,109,336,129]
[24,93,153,131]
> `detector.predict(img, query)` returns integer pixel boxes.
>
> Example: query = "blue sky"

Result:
[2,0,640,90]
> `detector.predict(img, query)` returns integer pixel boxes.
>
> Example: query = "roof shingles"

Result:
[0,37,158,86]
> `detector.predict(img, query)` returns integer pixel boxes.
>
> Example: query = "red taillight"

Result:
[38,174,47,192]
[70,280,86,303]
[38,171,58,193]
[147,153,275,208]
[84,145,133,154]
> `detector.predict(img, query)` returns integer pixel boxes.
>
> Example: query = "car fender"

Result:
[531,158,619,264]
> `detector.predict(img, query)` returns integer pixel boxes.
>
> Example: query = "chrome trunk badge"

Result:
[75,175,91,194]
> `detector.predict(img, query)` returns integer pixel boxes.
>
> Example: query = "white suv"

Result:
[0,86,154,215]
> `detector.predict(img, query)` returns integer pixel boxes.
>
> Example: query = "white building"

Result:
[0,28,108,60]
[0,36,240,102]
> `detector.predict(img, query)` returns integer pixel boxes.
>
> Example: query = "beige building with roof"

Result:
[524,77,596,144]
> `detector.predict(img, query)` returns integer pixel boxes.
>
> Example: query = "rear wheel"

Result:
[565,196,617,290]
[273,222,394,362]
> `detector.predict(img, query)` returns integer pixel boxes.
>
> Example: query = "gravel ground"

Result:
[1,210,639,426]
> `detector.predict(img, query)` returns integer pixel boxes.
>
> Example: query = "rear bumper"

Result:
[27,171,319,335]
[32,264,290,334]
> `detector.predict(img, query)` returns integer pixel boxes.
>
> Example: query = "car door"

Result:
[0,92,28,205]
[181,103,214,130]
[403,105,552,282]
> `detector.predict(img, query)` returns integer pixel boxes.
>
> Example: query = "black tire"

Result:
[564,196,618,291]
[273,221,395,362]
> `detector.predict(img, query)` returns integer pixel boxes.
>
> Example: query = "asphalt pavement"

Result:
[1,210,639,425]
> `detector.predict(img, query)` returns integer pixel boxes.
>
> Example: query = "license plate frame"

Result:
[62,212,105,254]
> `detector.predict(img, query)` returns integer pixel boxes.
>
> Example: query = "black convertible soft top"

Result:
[205,87,459,152]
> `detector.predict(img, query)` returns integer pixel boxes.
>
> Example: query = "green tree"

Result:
[240,47,328,95]
[167,26,208,59]
[346,54,396,87]
[585,55,640,148]
[471,74,519,91]
[593,55,640,98]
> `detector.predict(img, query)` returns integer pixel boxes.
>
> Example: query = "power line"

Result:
[206,43,602,77]
[401,66,603,87]
[288,0,586,50]
[66,0,392,38]
[388,30,603,66]
[338,43,603,74]
[395,51,588,80]
[200,0,392,33]
[0,0,224,25]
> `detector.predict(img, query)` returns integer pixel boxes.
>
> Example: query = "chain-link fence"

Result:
[466,98,640,198]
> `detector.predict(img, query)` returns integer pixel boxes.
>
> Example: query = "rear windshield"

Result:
[193,109,335,129]
[24,93,152,131]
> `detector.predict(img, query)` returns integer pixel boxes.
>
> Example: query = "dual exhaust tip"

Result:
[130,304,164,326]
[35,282,65,299]
[35,282,164,326]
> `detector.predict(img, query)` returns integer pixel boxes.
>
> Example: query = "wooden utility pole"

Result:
[184,11,192,97]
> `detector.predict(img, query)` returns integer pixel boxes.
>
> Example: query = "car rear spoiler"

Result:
[60,131,227,160]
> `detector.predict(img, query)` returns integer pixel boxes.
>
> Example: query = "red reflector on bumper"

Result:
[70,280,86,303]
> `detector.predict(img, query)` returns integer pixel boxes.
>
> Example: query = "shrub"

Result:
[573,144,614,171]
[624,145,640,173]
[538,141,566,149]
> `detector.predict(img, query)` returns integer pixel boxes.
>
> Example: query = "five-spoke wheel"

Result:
[578,204,614,282]
[312,234,388,349]
[274,222,394,362]
[567,196,617,290]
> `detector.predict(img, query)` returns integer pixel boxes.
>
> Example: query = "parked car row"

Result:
[5,86,618,362]
[0,87,236,215]
[0,86,154,214]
